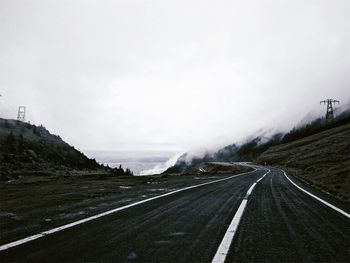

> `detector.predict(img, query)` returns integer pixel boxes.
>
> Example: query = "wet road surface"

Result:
[226,167,349,263]
[1,165,349,262]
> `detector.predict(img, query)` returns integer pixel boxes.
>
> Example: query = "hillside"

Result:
[166,109,350,172]
[164,134,284,174]
[0,118,133,179]
[257,123,350,202]
[164,109,350,201]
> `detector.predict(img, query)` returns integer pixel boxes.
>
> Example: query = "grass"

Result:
[258,123,350,202]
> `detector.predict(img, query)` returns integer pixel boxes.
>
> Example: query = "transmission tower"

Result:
[17,106,26,122]
[320,99,339,123]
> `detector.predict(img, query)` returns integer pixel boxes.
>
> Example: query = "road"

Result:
[225,167,349,263]
[0,165,349,262]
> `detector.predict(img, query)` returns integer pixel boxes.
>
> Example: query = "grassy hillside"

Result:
[257,124,350,202]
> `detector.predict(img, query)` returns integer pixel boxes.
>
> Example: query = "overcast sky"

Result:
[1,0,349,153]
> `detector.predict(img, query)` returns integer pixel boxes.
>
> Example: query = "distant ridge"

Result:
[164,108,350,202]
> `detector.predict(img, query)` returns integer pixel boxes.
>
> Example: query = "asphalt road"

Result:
[225,167,350,263]
[0,165,349,263]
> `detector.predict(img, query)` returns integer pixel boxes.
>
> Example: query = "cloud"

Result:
[0,0,349,153]
[139,152,184,175]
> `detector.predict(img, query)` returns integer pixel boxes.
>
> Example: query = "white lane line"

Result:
[0,169,258,252]
[212,169,270,263]
[282,170,350,219]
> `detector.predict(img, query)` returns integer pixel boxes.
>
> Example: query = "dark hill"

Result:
[0,118,132,179]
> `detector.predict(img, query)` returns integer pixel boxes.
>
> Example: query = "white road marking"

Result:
[0,168,257,251]
[211,168,270,263]
[282,170,350,219]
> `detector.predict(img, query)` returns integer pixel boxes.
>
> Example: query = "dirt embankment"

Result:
[257,123,350,202]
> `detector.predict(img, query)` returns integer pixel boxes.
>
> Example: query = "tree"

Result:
[18,134,25,153]
[4,132,15,145]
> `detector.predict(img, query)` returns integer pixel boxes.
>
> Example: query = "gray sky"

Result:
[1,0,349,153]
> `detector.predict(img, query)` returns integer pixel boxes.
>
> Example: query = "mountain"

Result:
[164,134,283,174]
[0,118,133,179]
[164,108,350,202]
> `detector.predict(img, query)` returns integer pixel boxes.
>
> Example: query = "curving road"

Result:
[0,165,349,263]
[225,167,349,263]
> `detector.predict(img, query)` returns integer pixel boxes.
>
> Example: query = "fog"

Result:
[1,0,349,156]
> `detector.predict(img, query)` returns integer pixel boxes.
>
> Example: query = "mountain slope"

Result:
[164,134,283,174]
[0,118,103,178]
[257,123,350,202]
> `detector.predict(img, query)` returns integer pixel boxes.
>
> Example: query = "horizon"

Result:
[2,103,348,176]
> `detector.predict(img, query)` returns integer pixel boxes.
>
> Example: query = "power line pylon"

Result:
[320,99,339,123]
[17,106,26,122]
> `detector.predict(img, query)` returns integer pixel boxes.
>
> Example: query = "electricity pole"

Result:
[320,99,339,123]
[17,106,26,122]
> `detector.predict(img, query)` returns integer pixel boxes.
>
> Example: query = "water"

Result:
[85,150,181,175]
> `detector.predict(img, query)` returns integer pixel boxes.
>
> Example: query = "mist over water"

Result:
[86,150,179,175]
[139,152,184,175]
